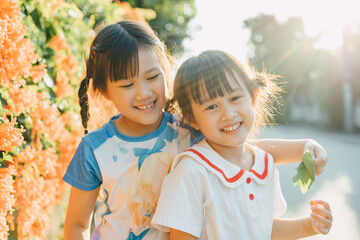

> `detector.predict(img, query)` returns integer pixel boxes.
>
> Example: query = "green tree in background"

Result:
[243,14,349,128]
[244,15,314,123]
[343,24,360,98]
[123,0,196,55]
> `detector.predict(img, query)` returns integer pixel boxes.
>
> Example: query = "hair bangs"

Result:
[108,37,139,82]
[189,57,240,105]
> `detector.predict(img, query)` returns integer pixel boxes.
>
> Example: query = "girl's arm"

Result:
[170,228,198,240]
[271,200,332,240]
[64,186,100,240]
[252,139,328,176]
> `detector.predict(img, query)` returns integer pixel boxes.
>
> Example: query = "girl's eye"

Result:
[147,74,160,81]
[230,96,242,102]
[120,83,133,88]
[205,104,217,111]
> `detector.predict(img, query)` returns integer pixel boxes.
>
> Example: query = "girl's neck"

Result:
[206,140,254,171]
[114,112,164,137]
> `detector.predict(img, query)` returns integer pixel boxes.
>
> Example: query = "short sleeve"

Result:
[152,158,205,238]
[63,138,102,191]
[273,167,287,217]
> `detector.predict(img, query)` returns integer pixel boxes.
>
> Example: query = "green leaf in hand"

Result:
[292,150,315,193]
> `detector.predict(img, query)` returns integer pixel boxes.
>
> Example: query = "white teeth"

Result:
[137,101,155,110]
[222,123,240,132]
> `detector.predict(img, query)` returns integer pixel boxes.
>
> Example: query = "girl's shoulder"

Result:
[246,143,274,161]
[82,115,119,149]
[246,143,275,175]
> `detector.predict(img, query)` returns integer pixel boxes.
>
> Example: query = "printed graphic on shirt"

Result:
[124,124,178,237]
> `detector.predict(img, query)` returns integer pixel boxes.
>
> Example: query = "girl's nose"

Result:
[221,104,236,121]
[135,81,152,100]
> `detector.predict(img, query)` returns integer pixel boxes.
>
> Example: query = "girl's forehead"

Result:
[111,47,164,82]
[225,71,248,92]
[138,47,163,72]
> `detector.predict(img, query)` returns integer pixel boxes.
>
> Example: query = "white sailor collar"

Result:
[173,139,274,188]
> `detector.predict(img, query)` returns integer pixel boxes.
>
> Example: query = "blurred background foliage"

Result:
[244,14,360,129]
[122,0,196,55]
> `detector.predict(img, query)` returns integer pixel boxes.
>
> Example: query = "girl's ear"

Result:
[188,116,200,130]
[101,89,111,101]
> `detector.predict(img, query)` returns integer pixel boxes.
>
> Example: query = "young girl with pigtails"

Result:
[63,20,329,240]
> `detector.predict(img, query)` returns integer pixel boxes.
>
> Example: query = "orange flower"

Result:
[49,35,70,52]
[58,131,81,172]
[116,1,146,23]
[16,203,43,240]
[0,117,24,151]
[56,79,73,99]
[55,69,73,99]
[6,84,38,115]
[0,0,20,19]
[14,159,61,239]
[37,148,59,179]
[29,98,68,144]
[0,67,8,86]
[59,55,78,75]
[0,17,39,85]
[13,146,33,165]
[50,0,63,8]
[9,161,45,239]
[41,178,62,210]
[0,164,16,240]
[30,213,49,239]
[59,112,78,128]
[6,214,14,231]
[0,0,84,238]
[29,62,46,83]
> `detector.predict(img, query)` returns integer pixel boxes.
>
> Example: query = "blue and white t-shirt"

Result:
[63,112,201,240]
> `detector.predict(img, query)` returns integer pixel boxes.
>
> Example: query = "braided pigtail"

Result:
[164,97,179,114]
[78,76,90,135]
[78,43,97,135]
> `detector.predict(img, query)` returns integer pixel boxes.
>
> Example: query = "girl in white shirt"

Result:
[152,50,333,239]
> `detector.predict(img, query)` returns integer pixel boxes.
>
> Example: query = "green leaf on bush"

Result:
[0,161,6,168]
[10,148,20,156]
[292,150,315,193]
[1,152,14,164]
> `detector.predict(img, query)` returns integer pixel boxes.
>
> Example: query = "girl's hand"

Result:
[304,140,328,176]
[310,200,333,235]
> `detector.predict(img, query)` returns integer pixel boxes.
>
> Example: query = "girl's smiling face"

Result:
[189,73,255,152]
[103,47,167,136]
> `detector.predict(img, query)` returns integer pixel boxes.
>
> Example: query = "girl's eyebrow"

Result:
[144,67,161,74]
[197,87,246,105]
[115,67,161,81]
[232,87,245,92]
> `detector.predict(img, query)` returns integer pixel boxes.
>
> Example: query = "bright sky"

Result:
[182,0,360,62]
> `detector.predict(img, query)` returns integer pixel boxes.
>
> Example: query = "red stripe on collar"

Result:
[185,149,245,183]
[250,152,268,179]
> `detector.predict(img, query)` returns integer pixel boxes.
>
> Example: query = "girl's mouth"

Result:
[135,100,156,110]
[220,122,241,133]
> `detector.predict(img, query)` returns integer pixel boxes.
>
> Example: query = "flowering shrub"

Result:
[0,0,148,239]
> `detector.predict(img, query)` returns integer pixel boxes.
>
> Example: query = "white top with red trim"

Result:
[152,139,287,240]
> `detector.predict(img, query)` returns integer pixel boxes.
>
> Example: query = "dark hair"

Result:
[78,20,172,134]
[173,50,282,131]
